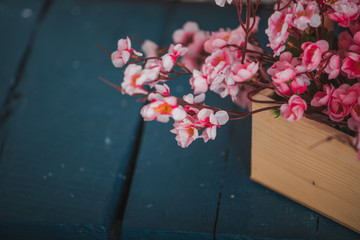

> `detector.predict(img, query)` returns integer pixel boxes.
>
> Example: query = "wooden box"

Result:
[250,91,360,233]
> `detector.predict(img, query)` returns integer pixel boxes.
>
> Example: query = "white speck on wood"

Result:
[21,8,32,19]
[105,137,112,145]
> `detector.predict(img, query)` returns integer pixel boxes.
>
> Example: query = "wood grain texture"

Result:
[251,92,360,234]
[0,0,168,239]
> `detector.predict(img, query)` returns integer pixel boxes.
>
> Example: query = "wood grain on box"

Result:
[251,91,360,233]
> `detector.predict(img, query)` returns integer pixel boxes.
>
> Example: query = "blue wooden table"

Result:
[0,0,359,239]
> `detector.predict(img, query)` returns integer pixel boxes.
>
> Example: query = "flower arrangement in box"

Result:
[102,0,360,155]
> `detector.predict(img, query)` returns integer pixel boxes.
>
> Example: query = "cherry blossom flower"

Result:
[350,92,360,122]
[292,1,321,30]
[338,30,354,50]
[350,20,360,34]
[231,61,259,83]
[204,29,232,54]
[111,37,142,68]
[141,96,186,123]
[203,48,233,83]
[141,40,158,58]
[348,31,360,53]
[326,0,360,27]
[196,109,229,142]
[121,64,158,96]
[210,73,240,100]
[265,8,293,56]
[345,83,360,106]
[182,31,209,71]
[274,74,310,96]
[341,52,360,79]
[268,60,296,83]
[161,44,188,71]
[190,69,209,94]
[327,84,351,122]
[183,93,205,104]
[324,54,340,79]
[311,84,335,107]
[170,117,199,148]
[301,40,329,72]
[173,21,200,46]
[155,84,170,97]
[182,93,206,114]
[280,95,307,121]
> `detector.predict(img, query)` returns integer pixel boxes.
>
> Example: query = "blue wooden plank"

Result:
[215,117,318,239]
[316,216,360,240]
[0,0,44,108]
[121,3,239,239]
[0,0,169,239]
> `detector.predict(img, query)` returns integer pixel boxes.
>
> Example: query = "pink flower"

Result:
[121,64,158,96]
[190,69,209,94]
[311,84,335,107]
[327,84,351,122]
[140,96,186,123]
[326,0,360,27]
[173,21,200,46]
[341,52,360,79]
[141,40,158,58]
[280,95,307,121]
[350,95,360,122]
[347,84,360,122]
[155,84,170,97]
[265,9,293,56]
[267,58,296,84]
[292,1,321,30]
[170,117,199,148]
[274,74,310,96]
[161,44,188,71]
[204,29,232,54]
[350,20,360,34]
[231,61,259,83]
[324,54,340,79]
[196,109,229,142]
[203,48,233,83]
[182,93,205,114]
[182,31,209,71]
[111,37,142,68]
[338,30,354,50]
[183,93,205,104]
[343,83,360,106]
[301,40,329,71]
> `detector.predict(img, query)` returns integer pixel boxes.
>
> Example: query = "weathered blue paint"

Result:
[317,216,360,240]
[0,0,44,107]
[215,117,318,239]
[0,0,169,239]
